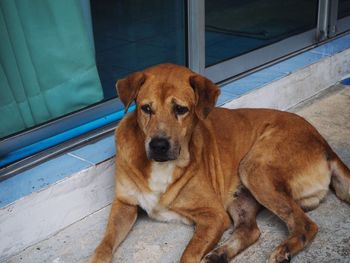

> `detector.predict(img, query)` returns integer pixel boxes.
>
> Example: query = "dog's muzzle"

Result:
[147,137,176,162]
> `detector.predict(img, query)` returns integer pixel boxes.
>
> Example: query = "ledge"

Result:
[217,33,350,106]
[1,32,350,261]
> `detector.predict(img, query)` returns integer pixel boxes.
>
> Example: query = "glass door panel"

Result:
[205,0,318,67]
[91,0,186,99]
[337,0,350,35]
[339,0,350,18]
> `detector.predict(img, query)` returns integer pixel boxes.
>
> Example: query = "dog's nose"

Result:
[149,137,170,154]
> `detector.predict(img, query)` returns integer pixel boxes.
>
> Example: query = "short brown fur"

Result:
[91,64,350,263]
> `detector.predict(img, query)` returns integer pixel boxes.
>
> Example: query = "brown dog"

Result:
[91,63,350,263]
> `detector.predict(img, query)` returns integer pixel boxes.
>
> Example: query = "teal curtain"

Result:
[0,0,103,138]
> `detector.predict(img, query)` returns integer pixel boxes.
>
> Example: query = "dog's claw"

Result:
[267,246,291,263]
[90,244,113,263]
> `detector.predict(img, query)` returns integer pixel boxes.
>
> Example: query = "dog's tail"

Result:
[329,151,350,203]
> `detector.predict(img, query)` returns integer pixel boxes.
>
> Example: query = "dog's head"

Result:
[116,64,219,165]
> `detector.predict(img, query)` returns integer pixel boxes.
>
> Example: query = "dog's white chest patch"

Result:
[138,162,191,225]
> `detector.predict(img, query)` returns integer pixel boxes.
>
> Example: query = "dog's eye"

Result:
[141,104,153,114]
[174,104,189,116]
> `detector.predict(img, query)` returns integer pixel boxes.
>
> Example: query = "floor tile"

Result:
[0,154,92,208]
[217,90,238,105]
[311,34,350,56]
[268,51,327,74]
[222,68,287,96]
[70,136,115,165]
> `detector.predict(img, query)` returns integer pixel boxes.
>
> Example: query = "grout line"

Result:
[309,50,332,57]
[67,153,95,166]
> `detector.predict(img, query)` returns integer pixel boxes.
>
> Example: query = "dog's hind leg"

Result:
[202,186,261,263]
[240,161,319,263]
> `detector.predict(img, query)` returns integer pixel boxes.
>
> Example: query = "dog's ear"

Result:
[116,71,146,112]
[189,74,220,120]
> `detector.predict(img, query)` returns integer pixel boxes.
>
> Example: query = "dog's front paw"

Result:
[201,250,228,263]
[266,245,291,263]
[90,244,113,263]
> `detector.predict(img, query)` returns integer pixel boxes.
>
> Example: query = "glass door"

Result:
[203,0,319,82]
[337,0,350,33]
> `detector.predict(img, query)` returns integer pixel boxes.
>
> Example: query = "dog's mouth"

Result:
[150,155,176,162]
[147,149,179,163]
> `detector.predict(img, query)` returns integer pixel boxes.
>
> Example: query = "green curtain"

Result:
[0,0,103,138]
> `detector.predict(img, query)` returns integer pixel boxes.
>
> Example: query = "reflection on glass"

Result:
[339,0,350,19]
[205,0,318,66]
[0,1,102,138]
[91,0,186,98]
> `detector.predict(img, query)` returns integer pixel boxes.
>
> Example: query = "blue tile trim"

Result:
[310,34,350,56]
[1,33,350,208]
[70,136,115,165]
[267,52,328,74]
[217,90,238,105]
[341,76,350,85]
[217,33,350,103]
[220,67,287,98]
[0,154,92,208]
